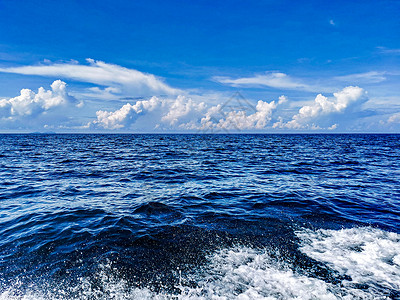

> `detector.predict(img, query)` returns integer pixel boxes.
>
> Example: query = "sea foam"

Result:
[297,227,400,295]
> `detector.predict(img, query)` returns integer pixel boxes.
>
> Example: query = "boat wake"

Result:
[2,227,399,299]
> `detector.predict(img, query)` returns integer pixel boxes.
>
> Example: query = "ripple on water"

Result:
[0,134,399,298]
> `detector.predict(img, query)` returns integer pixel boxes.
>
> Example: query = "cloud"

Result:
[334,71,387,84]
[213,72,329,92]
[387,112,400,124]
[0,80,83,131]
[377,47,400,55]
[0,80,78,118]
[93,95,207,130]
[0,59,181,97]
[274,86,367,129]
[161,96,207,125]
[214,72,312,91]
[91,93,283,132]
[0,68,381,132]
[328,124,338,130]
[329,19,335,26]
[81,86,122,100]
[94,96,163,129]
[278,95,288,104]
[93,95,210,130]
[176,93,282,131]
[198,99,278,131]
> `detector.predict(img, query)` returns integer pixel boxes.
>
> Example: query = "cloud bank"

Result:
[0,56,382,133]
[91,93,283,132]
[0,79,372,132]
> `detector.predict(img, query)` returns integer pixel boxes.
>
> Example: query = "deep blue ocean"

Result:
[0,134,399,299]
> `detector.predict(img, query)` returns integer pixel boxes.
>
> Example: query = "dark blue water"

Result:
[0,134,399,299]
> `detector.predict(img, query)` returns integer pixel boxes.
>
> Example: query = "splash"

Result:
[2,227,399,299]
[297,227,400,295]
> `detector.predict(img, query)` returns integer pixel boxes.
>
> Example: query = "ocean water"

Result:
[0,134,399,299]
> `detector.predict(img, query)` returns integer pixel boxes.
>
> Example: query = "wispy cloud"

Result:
[377,47,400,55]
[0,59,181,97]
[334,71,387,84]
[387,112,400,124]
[213,72,318,92]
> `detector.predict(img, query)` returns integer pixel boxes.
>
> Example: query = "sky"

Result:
[0,0,399,133]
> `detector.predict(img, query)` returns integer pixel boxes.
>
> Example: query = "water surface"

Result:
[0,134,399,299]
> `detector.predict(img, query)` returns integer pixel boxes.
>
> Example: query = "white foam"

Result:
[2,227,399,299]
[179,247,343,299]
[297,227,400,294]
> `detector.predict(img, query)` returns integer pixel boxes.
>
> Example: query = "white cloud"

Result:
[92,93,283,131]
[81,86,122,100]
[226,100,277,129]
[186,98,280,131]
[0,80,77,118]
[161,95,207,125]
[377,47,400,55]
[334,71,387,84]
[0,59,181,97]
[278,95,288,104]
[387,112,400,124]
[94,96,163,129]
[0,64,385,132]
[274,86,367,129]
[93,95,208,130]
[328,124,338,130]
[329,19,336,26]
[214,72,313,91]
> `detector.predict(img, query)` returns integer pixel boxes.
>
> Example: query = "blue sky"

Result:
[0,0,399,132]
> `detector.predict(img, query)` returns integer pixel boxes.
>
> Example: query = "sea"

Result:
[0,134,399,299]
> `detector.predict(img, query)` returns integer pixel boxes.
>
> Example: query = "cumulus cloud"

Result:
[0,59,181,97]
[92,93,283,132]
[194,99,279,131]
[278,95,288,104]
[214,72,315,91]
[0,80,78,118]
[274,86,367,129]
[94,96,163,129]
[93,95,211,130]
[161,96,207,125]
